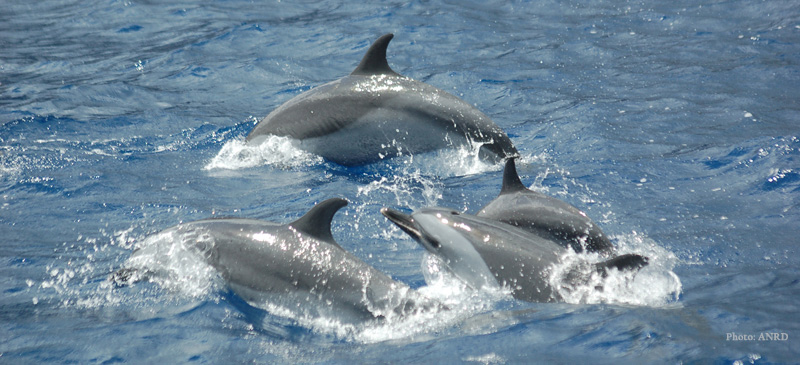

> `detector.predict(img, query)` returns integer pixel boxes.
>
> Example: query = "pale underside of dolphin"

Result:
[381,206,647,303]
[113,198,434,322]
[477,158,615,254]
[246,33,518,166]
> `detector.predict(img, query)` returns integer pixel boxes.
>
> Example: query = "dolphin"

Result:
[113,198,436,322]
[246,33,518,166]
[381,207,647,303]
[477,158,614,254]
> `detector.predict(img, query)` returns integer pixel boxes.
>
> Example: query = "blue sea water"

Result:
[2,0,799,363]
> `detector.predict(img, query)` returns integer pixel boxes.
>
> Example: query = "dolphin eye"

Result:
[450,211,460,215]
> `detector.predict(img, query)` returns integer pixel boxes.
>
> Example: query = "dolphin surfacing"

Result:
[477,158,614,254]
[246,33,518,166]
[381,207,648,303]
[113,198,436,322]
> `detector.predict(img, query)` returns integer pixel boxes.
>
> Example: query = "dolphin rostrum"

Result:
[381,206,647,303]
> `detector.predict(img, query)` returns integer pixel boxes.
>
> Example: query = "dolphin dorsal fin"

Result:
[351,33,400,77]
[500,157,527,194]
[289,198,348,245]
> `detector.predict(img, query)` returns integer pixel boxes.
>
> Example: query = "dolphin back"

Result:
[246,33,517,166]
[111,198,439,322]
[478,158,614,254]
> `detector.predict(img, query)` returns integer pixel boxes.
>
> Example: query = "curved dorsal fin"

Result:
[500,157,528,194]
[351,33,400,77]
[289,198,348,245]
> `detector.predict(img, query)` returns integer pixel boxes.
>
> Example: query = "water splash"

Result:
[356,170,443,209]
[204,133,504,178]
[397,139,502,178]
[116,228,223,298]
[37,218,681,347]
[204,136,323,170]
[30,225,178,310]
[111,227,505,344]
[353,253,509,344]
[549,232,682,307]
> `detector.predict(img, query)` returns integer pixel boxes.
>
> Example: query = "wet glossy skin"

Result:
[382,206,648,303]
[477,158,615,254]
[383,207,564,302]
[246,34,517,165]
[121,199,434,322]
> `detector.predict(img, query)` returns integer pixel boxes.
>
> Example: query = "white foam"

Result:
[548,232,682,307]
[204,136,323,170]
[120,228,223,298]
[204,134,511,177]
[352,254,508,344]
[405,141,500,178]
[463,353,507,364]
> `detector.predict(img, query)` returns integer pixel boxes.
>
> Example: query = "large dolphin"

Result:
[477,158,614,254]
[246,33,518,166]
[381,207,647,303]
[113,198,436,322]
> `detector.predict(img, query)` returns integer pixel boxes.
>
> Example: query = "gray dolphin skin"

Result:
[114,198,435,322]
[477,158,614,254]
[246,33,518,166]
[381,206,648,303]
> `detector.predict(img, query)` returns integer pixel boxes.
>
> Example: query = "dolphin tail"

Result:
[595,254,649,277]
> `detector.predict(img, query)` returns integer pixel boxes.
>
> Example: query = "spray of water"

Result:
[40,217,681,345]
[33,135,682,344]
[204,134,501,178]
[353,253,510,344]
[95,229,471,343]
[548,232,682,307]
[116,229,223,298]
[204,136,323,170]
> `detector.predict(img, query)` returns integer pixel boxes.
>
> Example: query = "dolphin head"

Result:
[382,205,650,303]
[380,207,449,253]
[381,207,500,290]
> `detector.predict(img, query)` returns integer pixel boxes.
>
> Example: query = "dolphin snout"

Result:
[381,208,446,251]
[381,208,424,239]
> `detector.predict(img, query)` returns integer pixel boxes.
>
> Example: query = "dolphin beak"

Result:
[380,208,422,241]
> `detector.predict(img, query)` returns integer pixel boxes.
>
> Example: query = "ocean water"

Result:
[2,0,799,363]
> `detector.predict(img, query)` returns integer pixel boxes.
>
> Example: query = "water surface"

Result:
[2,0,799,363]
